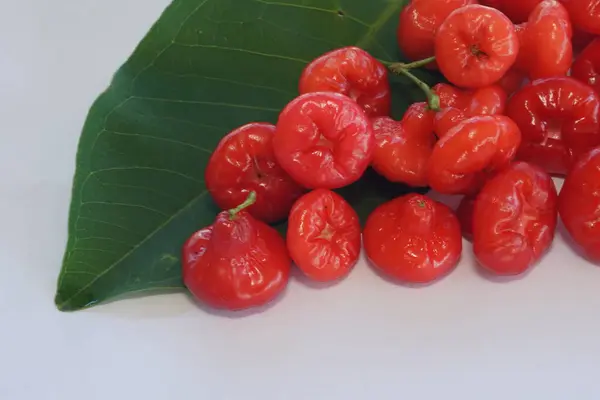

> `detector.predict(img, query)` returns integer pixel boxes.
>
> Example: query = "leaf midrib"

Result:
[57,190,208,309]
[59,0,406,309]
[355,0,403,52]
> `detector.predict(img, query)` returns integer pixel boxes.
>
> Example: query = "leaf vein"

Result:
[171,42,309,64]
[89,166,204,184]
[254,0,370,27]
[76,216,144,237]
[259,18,347,49]
[355,0,403,52]
[130,0,211,91]
[69,247,122,256]
[131,95,281,112]
[128,111,227,133]
[87,97,134,169]
[158,70,296,95]
[65,270,99,278]
[104,129,212,154]
[74,236,136,249]
[57,191,209,310]
[93,180,192,204]
[66,260,100,273]
[80,201,170,217]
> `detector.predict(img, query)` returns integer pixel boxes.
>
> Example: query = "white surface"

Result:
[2,1,600,399]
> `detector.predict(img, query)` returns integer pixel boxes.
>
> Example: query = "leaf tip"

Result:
[54,289,97,312]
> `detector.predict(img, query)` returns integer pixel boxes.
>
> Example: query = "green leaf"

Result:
[55,0,442,311]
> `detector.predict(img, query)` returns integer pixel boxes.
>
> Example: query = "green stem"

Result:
[229,191,257,220]
[389,65,440,111]
[391,56,436,70]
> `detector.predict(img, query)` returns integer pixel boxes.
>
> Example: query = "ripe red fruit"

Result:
[396,0,476,69]
[363,193,462,284]
[558,148,600,262]
[572,38,600,95]
[506,76,600,176]
[435,83,507,114]
[427,115,522,195]
[480,0,543,23]
[205,122,305,223]
[433,83,507,136]
[273,92,374,189]
[514,0,573,80]
[286,189,361,282]
[182,192,291,311]
[560,0,600,35]
[435,4,519,88]
[473,162,558,276]
[371,102,435,187]
[298,47,390,117]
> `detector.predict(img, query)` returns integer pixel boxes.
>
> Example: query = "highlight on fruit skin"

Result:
[56,0,600,313]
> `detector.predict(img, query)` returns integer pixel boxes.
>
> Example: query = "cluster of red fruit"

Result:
[181,1,600,312]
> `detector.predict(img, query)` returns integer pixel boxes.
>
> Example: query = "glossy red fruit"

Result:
[363,193,462,284]
[572,38,600,95]
[506,77,600,175]
[456,195,476,240]
[182,192,291,311]
[298,47,390,117]
[433,83,507,136]
[559,148,600,262]
[286,189,361,282]
[371,102,435,187]
[473,162,558,275]
[273,92,374,189]
[427,115,522,195]
[435,4,519,88]
[560,0,600,35]
[480,0,543,23]
[205,122,305,223]
[514,0,573,80]
[397,0,476,69]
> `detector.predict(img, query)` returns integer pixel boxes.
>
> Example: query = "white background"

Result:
[2,1,600,399]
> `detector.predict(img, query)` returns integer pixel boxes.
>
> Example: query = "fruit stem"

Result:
[392,56,436,70]
[389,64,440,111]
[228,191,257,220]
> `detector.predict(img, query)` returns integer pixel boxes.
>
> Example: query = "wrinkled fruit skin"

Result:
[371,102,435,187]
[572,38,600,95]
[433,83,507,137]
[427,115,522,195]
[205,122,305,223]
[273,92,375,189]
[435,4,519,88]
[287,189,361,282]
[298,46,390,117]
[396,0,476,69]
[363,193,462,284]
[473,162,558,275]
[182,210,290,311]
[558,148,600,262]
[560,0,600,35]
[480,0,543,23]
[514,0,573,80]
[506,77,600,176]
